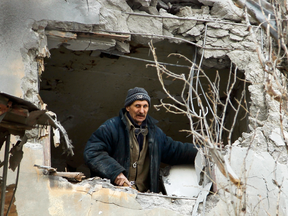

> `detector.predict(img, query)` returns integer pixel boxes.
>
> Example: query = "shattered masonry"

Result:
[0,0,288,215]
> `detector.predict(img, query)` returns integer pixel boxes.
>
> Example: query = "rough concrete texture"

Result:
[0,0,100,101]
[13,143,50,215]
[0,0,257,101]
[209,146,288,216]
[11,145,195,216]
[1,0,288,215]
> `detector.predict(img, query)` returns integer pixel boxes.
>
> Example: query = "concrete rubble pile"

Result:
[0,0,288,215]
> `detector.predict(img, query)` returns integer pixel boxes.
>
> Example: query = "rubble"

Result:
[210,146,288,215]
[0,0,287,215]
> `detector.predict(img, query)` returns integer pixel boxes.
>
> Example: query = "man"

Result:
[83,87,198,193]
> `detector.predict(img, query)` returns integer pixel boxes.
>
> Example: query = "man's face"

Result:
[126,100,149,125]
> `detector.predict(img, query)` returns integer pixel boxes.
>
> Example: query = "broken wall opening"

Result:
[39,38,248,178]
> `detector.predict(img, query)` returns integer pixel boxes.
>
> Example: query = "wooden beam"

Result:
[45,30,77,40]
[0,103,29,118]
[77,32,130,42]
[52,172,86,182]
[34,164,85,182]
[0,102,11,116]
[46,29,130,42]
[0,121,33,131]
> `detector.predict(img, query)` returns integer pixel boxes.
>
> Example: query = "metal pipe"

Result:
[101,51,190,68]
[0,134,10,216]
[124,11,250,27]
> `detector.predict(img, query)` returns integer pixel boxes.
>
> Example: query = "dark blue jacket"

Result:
[83,108,198,193]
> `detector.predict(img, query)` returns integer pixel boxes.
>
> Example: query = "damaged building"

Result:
[1,0,288,215]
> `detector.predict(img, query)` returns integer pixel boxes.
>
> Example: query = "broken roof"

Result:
[0,92,73,155]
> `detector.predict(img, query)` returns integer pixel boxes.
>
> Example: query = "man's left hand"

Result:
[114,173,131,187]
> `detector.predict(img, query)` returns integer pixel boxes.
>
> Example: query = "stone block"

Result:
[116,41,130,53]
[202,48,227,59]
[183,24,204,37]
[205,36,217,44]
[210,1,243,22]
[206,28,229,38]
[230,26,250,37]
[230,33,243,41]
[210,38,229,48]
[100,8,130,32]
[160,12,181,33]
[207,22,222,29]
[178,20,197,34]
[240,41,256,51]
[127,12,163,44]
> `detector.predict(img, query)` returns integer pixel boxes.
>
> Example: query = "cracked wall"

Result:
[0,0,287,215]
[38,0,249,175]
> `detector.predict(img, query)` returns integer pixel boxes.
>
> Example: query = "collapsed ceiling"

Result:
[2,0,288,215]
[37,0,250,175]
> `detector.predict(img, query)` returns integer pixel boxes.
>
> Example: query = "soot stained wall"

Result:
[40,39,245,174]
[41,41,197,173]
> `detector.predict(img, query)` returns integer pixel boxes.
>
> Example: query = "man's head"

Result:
[124,87,150,125]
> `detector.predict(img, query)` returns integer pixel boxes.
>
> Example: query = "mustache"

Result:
[136,114,145,117]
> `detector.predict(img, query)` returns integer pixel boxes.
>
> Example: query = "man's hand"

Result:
[114,173,131,187]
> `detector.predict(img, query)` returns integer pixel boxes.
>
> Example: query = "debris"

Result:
[52,171,86,182]
[231,0,278,42]
[34,164,85,182]
[34,164,57,172]
[45,111,74,156]
[52,128,60,148]
[269,128,288,147]
[192,182,213,215]
[162,164,202,198]
[46,30,77,40]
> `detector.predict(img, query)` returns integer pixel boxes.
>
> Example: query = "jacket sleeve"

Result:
[83,122,126,183]
[158,128,198,165]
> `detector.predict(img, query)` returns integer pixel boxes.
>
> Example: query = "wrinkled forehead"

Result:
[131,100,149,106]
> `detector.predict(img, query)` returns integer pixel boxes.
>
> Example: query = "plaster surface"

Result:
[209,146,288,216]
[1,0,287,215]
[0,0,100,98]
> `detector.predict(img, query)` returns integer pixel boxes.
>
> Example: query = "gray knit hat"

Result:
[124,87,151,107]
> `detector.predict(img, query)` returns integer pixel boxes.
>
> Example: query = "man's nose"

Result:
[139,106,144,113]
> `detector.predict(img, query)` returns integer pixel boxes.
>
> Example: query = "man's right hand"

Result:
[114,173,131,187]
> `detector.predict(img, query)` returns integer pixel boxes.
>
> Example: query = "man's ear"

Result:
[126,106,130,112]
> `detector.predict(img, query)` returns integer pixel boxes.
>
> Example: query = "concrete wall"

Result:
[11,143,194,216]
[0,0,100,100]
[1,0,288,215]
[37,0,250,173]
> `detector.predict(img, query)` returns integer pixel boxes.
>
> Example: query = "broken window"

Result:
[36,0,250,200]
[39,30,248,192]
